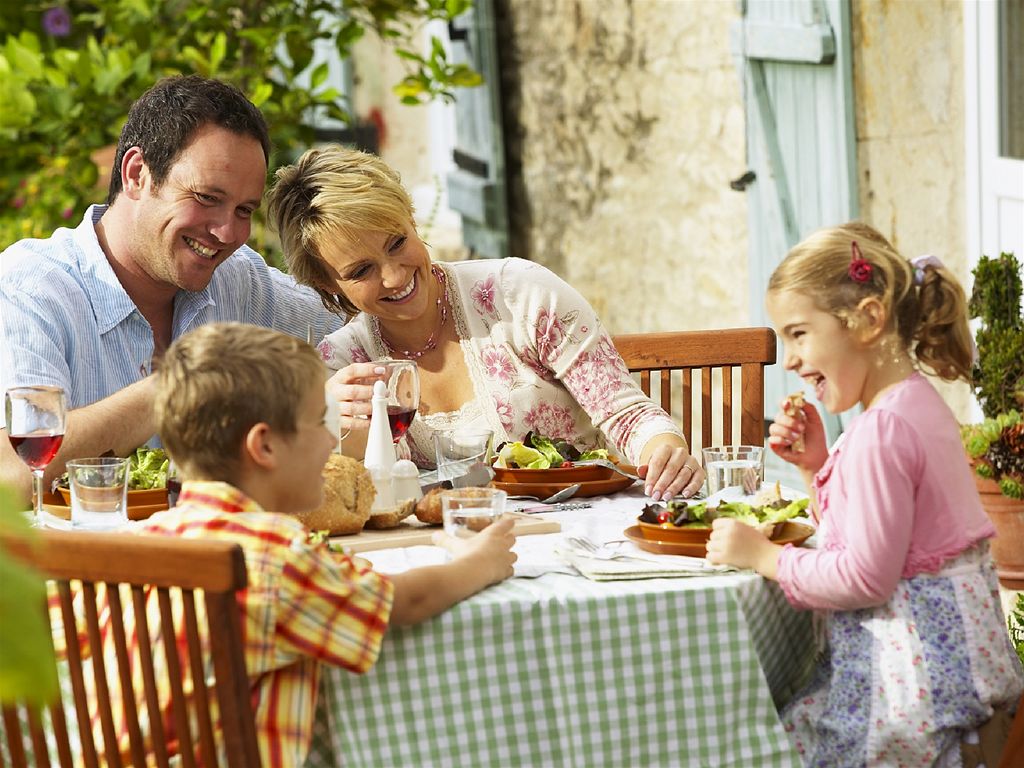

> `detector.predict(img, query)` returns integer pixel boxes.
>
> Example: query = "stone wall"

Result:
[496,0,749,332]
[852,0,972,417]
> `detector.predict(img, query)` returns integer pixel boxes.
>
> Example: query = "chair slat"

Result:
[182,591,219,766]
[721,365,734,445]
[2,706,27,767]
[105,585,147,765]
[82,583,121,768]
[131,585,171,768]
[57,581,98,768]
[25,706,50,767]
[157,588,196,768]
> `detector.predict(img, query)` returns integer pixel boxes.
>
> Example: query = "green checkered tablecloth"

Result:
[308,570,815,767]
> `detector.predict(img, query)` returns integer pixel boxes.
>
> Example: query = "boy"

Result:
[144,321,516,764]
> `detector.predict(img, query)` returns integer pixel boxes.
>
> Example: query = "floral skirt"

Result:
[782,542,1024,767]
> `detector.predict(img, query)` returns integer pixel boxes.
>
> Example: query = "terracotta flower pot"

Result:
[975,474,1024,589]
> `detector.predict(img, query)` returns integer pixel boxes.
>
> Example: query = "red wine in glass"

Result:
[387,406,417,443]
[9,433,64,471]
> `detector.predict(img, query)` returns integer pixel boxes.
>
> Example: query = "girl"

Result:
[706,222,1024,766]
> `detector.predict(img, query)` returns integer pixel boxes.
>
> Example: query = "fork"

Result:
[565,535,630,560]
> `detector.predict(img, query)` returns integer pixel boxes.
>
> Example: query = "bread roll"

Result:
[298,454,375,535]
[414,487,445,525]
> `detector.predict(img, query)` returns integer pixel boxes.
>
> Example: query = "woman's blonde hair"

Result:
[266,144,415,316]
[768,221,974,382]
[155,322,326,483]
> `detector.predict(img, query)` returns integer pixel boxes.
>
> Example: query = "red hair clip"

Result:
[848,241,872,283]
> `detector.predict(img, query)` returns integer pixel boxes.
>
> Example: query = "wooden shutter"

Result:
[732,0,858,474]
[446,0,509,259]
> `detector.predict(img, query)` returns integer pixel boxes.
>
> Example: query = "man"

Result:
[0,75,342,500]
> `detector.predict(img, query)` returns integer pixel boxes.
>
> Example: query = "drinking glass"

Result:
[5,385,67,526]
[433,429,494,482]
[441,487,506,539]
[701,445,765,497]
[67,457,129,530]
[373,359,420,445]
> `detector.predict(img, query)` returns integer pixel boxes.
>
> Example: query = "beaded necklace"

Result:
[378,264,448,360]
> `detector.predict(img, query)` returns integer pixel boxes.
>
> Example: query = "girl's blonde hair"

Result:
[155,322,326,484]
[266,144,415,316]
[768,221,974,382]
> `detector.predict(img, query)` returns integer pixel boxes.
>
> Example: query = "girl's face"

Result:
[317,225,433,324]
[767,289,873,413]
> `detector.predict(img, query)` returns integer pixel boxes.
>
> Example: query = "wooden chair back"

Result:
[612,327,777,456]
[1,530,260,767]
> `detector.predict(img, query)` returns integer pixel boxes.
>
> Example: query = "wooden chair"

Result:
[1,530,260,767]
[612,327,777,456]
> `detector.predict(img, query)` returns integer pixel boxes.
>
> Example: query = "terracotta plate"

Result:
[491,473,636,500]
[49,488,168,522]
[623,521,815,558]
[491,463,616,484]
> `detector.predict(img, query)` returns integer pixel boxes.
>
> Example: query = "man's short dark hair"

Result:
[106,75,271,204]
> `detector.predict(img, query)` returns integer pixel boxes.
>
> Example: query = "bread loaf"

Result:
[297,454,375,535]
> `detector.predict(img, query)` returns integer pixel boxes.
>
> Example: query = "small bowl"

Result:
[635,518,712,544]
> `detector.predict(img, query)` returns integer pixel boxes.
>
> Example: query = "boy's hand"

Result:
[432,516,517,585]
[768,396,827,473]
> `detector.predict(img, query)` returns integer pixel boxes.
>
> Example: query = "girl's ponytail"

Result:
[911,265,974,383]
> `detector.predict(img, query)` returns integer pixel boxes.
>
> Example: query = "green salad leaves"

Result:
[640,496,809,528]
[494,432,610,469]
[128,447,170,490]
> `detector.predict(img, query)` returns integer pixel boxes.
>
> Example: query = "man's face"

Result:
[131,124,266,292]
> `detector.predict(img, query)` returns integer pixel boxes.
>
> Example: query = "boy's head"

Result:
[155,323,333,508]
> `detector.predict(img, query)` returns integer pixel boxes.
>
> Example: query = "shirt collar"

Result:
[177,480,265,515]
[73,204,217,335]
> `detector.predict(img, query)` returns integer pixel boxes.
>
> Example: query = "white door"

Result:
[965,0,1024,421]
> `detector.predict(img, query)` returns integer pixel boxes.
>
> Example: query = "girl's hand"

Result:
[432,516,518,586]
[325,362,387,435]
[638,444,705,501]
[705,518,780,578]
[767,397,828,473]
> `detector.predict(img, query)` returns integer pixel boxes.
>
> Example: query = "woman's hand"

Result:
[705,518,780,578]
[325,362,387,436]
[637,441,705,500]
[768,397,828,474]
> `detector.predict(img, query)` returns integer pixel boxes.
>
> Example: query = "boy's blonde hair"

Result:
[266,144,415,316]
[155,322,326,483]
[768,221,974,382]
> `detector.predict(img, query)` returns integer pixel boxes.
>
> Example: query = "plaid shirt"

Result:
[55,481,394,766]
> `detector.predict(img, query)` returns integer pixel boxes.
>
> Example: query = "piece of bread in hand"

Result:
[785,392,806,453]
[297,454,375,535]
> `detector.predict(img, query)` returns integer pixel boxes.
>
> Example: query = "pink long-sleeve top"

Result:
[776,372,995,611]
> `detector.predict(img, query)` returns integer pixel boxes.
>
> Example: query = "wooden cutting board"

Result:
[333,512,561,553]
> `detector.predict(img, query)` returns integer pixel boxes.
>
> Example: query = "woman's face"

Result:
[317,225,433,323]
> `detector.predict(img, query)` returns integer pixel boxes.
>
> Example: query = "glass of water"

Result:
[433,429,494,482]
[701,445,765,497]
[440,487,506,539]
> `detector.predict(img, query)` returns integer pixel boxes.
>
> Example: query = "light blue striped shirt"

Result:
[0,205,342,430]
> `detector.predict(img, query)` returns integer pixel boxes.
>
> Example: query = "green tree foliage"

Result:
[0,0,480,252]
[0,485,58,706]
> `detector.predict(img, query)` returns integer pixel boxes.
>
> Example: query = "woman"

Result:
[267,145,704,500]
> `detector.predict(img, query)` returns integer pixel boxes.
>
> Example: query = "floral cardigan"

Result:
[318,258,683,468]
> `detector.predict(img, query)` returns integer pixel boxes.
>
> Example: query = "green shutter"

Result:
[733,0,858,475]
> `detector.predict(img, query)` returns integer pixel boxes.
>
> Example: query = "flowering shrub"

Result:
[0,0,480,253]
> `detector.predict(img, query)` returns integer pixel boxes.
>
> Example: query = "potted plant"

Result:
[962,251,1024,588]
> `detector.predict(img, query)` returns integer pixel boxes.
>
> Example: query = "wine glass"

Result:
[374,359,420,446]
[5,385,67,526]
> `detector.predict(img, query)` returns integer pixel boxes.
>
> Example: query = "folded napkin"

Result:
[555,540,738,582]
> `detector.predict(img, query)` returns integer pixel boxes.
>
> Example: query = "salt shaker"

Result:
[391,459,422,502]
